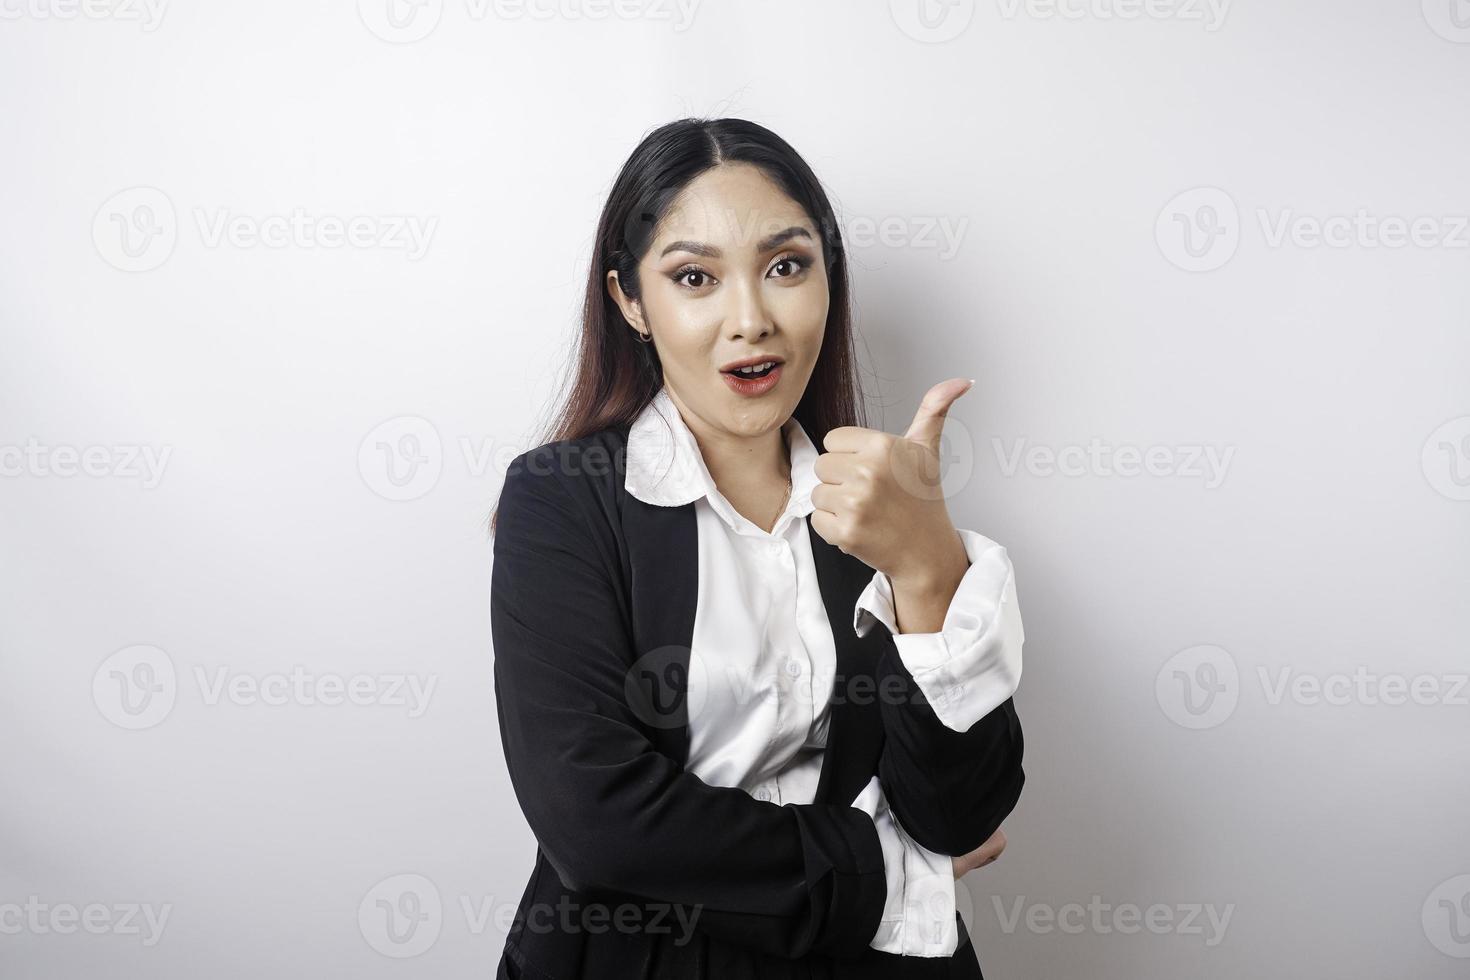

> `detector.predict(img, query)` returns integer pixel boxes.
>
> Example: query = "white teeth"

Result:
[735,361,775,375]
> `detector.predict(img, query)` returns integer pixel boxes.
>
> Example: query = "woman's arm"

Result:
[854,529,1026,856]
[811,380,1026,855]
[492,449,887,961]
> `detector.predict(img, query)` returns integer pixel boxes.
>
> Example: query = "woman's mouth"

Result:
[721,360,783,397]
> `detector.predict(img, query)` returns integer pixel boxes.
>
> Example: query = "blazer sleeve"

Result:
[854,532,1027,857]
[876,681,1025,857]
[490,449,888,960]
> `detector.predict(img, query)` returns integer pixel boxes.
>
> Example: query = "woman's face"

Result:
[608,162,829,442]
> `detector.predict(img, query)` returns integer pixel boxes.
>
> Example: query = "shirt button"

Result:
[754,786,771,802]
[785,658,802,677]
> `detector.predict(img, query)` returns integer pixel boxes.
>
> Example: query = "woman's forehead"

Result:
[655,165,814,251]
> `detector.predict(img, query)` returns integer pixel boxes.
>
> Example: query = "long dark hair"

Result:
[491,117,867,532]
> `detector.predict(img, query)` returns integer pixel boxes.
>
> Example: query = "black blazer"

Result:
[491,422,1025,980]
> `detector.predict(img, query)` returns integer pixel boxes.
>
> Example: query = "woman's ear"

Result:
[605,270,647,338]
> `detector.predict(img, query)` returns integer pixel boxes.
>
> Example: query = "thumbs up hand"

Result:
[810,378,974,600]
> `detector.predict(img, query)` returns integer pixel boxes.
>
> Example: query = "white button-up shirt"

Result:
[623,385,1024,958]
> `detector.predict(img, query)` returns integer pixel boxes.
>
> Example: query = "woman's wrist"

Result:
[887,529,970,633]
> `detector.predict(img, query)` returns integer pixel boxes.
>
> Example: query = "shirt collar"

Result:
[625,385,821,532]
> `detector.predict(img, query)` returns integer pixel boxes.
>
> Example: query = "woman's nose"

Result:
[726,278,774,342]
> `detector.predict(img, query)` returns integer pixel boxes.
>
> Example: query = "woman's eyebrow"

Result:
[658,226,814,259]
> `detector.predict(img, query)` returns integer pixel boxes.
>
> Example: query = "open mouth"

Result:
[721,359,784,397]
[723,361,779,379]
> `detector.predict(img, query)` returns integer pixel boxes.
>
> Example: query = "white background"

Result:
[2,1,1468,977]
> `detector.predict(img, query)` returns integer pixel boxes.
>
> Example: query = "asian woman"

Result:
[489,116,1025,979]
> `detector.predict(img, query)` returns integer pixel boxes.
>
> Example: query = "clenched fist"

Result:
[810,377,974,591]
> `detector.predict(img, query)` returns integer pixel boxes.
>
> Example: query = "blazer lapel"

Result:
[620,485,701,765]
[807,516,887,805]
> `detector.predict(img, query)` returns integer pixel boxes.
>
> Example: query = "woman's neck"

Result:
[671,395,793,533]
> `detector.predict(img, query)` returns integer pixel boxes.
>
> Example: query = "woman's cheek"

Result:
[775,292,828,357]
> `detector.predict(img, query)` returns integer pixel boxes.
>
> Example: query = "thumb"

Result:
[902,377,975,451]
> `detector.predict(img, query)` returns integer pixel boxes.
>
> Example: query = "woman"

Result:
[490,117,1025,979]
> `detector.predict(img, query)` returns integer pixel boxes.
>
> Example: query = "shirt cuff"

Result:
[849,775,958,957]
[852,528,1025,732]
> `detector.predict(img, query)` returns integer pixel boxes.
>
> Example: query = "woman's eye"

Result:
[672,266,714,290]
[768,255,810,279]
